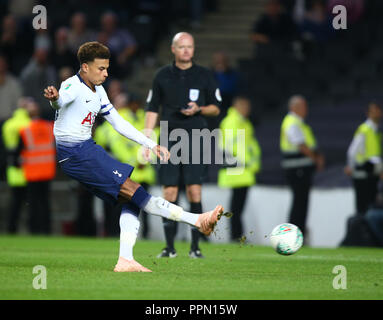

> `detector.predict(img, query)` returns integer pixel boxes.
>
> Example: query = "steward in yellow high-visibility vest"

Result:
[280,95,325,237]
[18,100,54,234]
[218,96,261,240]
[2,107,31,187]
[2,100,31,233]
[280,111,317,169]
[345,102,383,215]
[218,104,261,188]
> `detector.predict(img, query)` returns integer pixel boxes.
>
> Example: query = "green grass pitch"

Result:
[0,235,382,300]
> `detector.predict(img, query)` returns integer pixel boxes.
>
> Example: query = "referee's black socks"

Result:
[190,202,202,251]
[162,201,178,252]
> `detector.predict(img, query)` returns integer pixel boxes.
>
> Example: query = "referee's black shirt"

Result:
[146,62,221,131]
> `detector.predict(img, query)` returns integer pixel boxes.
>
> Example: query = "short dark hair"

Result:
[77,41,110,65]
[232,95,250,105]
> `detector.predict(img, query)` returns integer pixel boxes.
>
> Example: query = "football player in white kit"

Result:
[43,41,224,272]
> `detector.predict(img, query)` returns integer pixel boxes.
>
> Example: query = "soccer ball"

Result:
[269,223,303,255]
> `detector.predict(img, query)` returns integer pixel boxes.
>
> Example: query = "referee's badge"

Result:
[189,89,199,101]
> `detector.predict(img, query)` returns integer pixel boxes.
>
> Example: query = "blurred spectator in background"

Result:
[299,0,334,42]
[341,187,383,247]
[20,47,57,120]
[190,0,204,30]
[344,102,382,215]
[0,55,23,121]
[50,27,78,72]
[0,54,23,180]
[211,51,239,125]
[18,99,56,234]
[128,1,162,67]
[98,12,137,79]
[365,197,383,247]
[34,28,51,51]
[2,97,31,233]
[58,66,74,84]
[218,96,261,241]
[170,0,217,30]
[106,78,125,104]
[7,0,36,21]
[294,0,334,58]
[0,14,33,75]
[280,95,325,238]
[251,0,297,59]
[67,12,97,54]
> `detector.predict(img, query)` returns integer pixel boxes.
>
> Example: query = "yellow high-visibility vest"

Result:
[280,113,316,152]
[218,107,261,188]
[280,113,317,168]
[354,121,382,165]
[2,109,31,187]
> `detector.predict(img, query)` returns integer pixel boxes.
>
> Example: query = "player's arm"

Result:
[144,101,160,161]
[287,124,324,170]
[144,111,159,139]
[44,83,77,110]
[103,108,169,161]
[345,134,364,175]
[200,104,220,116]
[298,144,324,171]
[181,102,220,117]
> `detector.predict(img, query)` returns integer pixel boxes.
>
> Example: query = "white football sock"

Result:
[143,196,199,226]
[119,213,140,261]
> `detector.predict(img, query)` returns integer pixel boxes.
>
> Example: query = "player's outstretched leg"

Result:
[121,182,225,236]
[143,197,224,236]
[136,189,224,234]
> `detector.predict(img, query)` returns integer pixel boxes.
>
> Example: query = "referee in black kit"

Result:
[144,32,221,258]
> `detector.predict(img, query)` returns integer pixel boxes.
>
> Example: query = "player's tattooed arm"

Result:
[44,86,59,101]
[44,83,77,110]
[44,86,61,110]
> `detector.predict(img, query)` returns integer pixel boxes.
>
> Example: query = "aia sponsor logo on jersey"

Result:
[81,112,97,125]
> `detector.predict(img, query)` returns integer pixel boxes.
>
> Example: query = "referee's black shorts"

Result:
[158,131,207,186]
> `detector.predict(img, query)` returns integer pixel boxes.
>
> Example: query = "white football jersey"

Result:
[53,74,113,143]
